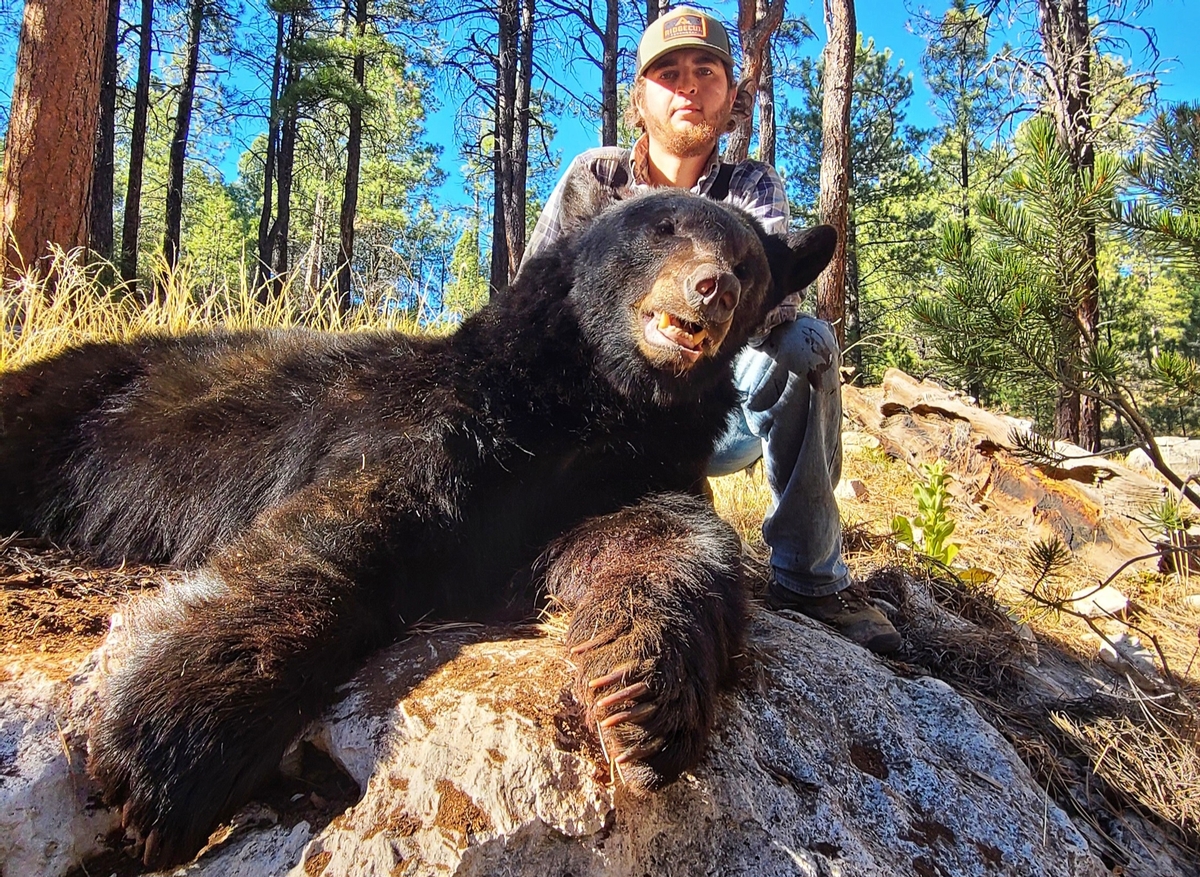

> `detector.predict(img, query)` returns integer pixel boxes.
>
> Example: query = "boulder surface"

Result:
[1,611,1107,877]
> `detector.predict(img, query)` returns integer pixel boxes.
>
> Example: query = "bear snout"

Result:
[685,266,741,324]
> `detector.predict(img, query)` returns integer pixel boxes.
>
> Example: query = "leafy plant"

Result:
[891,460,962,566]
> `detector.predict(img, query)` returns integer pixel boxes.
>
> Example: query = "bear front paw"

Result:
[566,616,717,794]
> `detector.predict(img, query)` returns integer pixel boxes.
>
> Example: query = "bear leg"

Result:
[539,492,748,792]
[87,476,399,868]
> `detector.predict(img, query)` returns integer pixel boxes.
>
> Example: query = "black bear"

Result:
[0,191,835,868]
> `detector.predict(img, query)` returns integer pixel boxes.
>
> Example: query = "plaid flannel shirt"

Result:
[524,136,798,340]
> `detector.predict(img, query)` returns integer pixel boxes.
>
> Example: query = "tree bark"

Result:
[601,0,618,146]
[336,0,369,313]
[758,32,775,165]
[1038,0,1099,449]
[506,0,533,279]
[120,0,155,287]
[304,184,327,297]
[270,91,298,295]
[254,10,284,297]
[723,0,784,163]
[266,13,301,299]
[1,0,108,279]
[89,0,120,262]
[646,0,668,26]
[815,0,855,347]
[161,0,206,283]
[845,210,861,378]
[489,0,516,295]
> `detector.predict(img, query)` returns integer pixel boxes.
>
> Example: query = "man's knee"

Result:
[758,316,841,393]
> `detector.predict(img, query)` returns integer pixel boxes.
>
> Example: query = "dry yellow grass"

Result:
[1,247,424,371]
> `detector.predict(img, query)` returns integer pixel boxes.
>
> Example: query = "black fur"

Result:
[0,191,835,867]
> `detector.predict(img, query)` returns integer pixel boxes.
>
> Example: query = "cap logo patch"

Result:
[663,14,706,41]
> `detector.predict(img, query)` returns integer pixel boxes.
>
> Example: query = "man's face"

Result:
[637,48,735,158]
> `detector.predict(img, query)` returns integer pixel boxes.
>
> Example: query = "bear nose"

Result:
[686,267,741,323]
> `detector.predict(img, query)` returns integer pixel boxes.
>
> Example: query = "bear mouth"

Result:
[642,310,712,365]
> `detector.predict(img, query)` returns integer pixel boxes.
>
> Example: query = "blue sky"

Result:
[0,0,1196,214]
[428,0,1198,209]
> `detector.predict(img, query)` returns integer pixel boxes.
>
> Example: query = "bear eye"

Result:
[655,218,675,236]
[733,261,751,279]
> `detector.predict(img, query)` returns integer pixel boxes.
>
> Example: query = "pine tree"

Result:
[1,1,108,278]
[782,36,935,381]
[443,219,488,320]
[1118,102,1200,269]
[918,0,1008,231]
[914,116,1200,509]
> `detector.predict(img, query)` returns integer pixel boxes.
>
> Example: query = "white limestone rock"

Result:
[2,615,1111,877]
[1067,583,1129,619]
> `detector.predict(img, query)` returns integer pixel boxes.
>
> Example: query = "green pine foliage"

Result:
[443,220,488,321]
[1118,102,1200,271]
[913,116,1120,422]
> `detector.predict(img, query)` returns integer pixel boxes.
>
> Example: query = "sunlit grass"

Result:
[1,247,431,372]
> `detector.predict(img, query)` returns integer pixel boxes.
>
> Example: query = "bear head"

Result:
[566,190,836,404]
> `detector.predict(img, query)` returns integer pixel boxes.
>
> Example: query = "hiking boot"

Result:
[765,581,902,655]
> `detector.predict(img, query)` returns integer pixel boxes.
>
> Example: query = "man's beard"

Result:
[644,113,723,158]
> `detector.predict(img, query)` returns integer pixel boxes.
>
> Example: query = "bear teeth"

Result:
[654,312,707,348]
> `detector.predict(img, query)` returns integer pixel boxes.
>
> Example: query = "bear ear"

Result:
[762,224,838,301]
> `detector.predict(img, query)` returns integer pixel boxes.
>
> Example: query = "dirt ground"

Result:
[0,536,169,681]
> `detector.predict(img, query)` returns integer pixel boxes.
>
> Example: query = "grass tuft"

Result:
[1,247,422,372]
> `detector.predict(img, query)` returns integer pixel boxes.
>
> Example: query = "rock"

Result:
[835,478,870,501]
[0,614,1111,877]
[841,431,881,453]
[1181,594,1200,614]
[1066,583,1129,618]
[1125,437,1200,479]
[0,666,119,877]
[1089,629,1164,691]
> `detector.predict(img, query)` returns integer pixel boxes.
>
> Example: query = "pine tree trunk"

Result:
[120,0,154,287]
[601,0,618,146]
[255,10,284,297]
[267,14,301,299]
[1,0,108,279]
[1038,0,1099,448]
[304,185,327,297]
[723,0,784,163]
[489,0,516,295]
[89,0,120,262]
[816,0,855,347]
[505,0,533,279]
[270,97,298,296]
[758,38,775,166]
[161,0,206,282]
[336,0,369,313]
[959,121,970,227]
[845,211,861,379]
[646,0,667,26]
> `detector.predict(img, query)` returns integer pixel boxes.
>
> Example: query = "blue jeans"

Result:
[708,316,849,597]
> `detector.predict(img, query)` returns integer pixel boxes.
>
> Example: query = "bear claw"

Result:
[600,701,658,729]
[593,680,650,709]
[615,736,664,764]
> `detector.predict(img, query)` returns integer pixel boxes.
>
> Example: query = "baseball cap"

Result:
[636,7,734,76]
